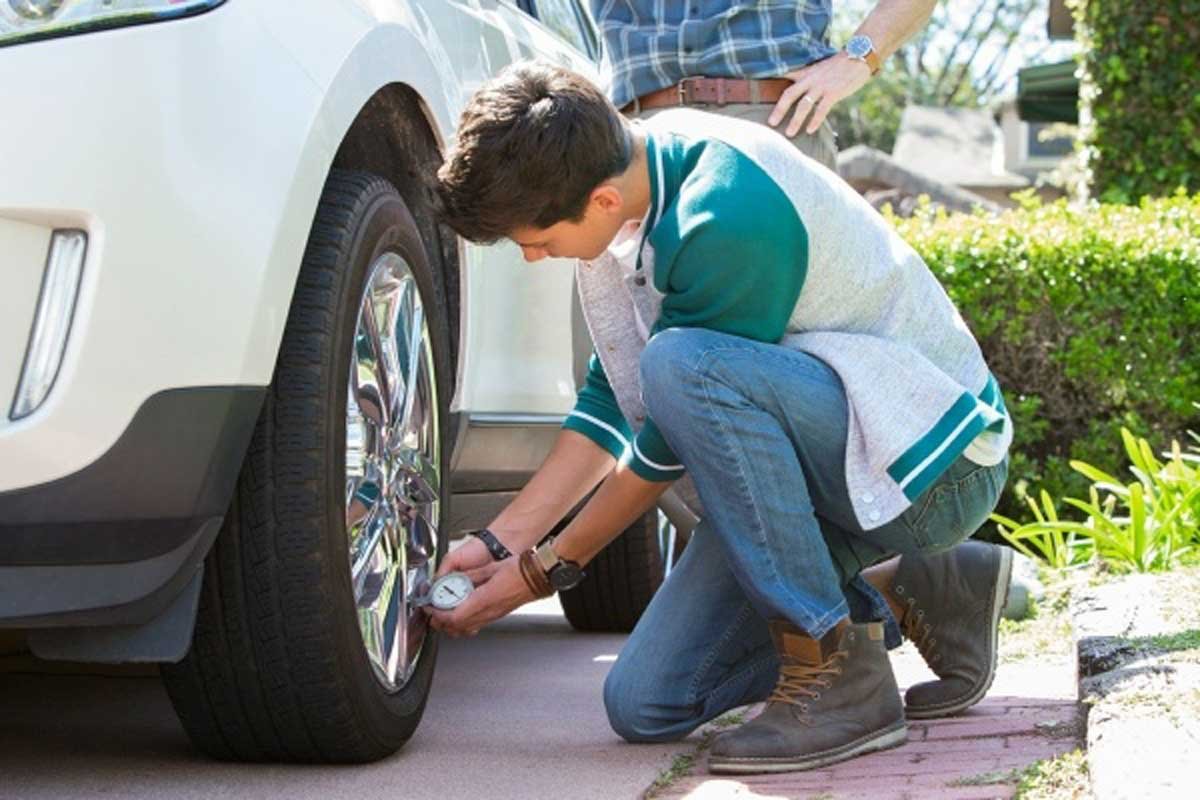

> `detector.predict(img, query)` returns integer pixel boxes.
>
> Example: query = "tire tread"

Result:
[162,170,446,763]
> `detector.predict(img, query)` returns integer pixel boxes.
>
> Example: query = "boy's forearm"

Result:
[486,428,617,551]
[552,464,671,567]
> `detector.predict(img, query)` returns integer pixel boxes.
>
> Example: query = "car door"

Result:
[452,0,601,421]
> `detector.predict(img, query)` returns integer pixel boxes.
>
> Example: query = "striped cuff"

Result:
[563,409,629,460]
[979,372,1007,431]
[887,373,1010,501]
[621,418,686,482]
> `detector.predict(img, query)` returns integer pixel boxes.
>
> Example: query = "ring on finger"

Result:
[799,95,815,105]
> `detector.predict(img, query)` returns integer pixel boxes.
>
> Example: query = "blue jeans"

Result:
[603,328,1008,743]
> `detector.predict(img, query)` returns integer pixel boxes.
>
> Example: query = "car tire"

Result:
[161,170,452,763]
[559,509,686,633]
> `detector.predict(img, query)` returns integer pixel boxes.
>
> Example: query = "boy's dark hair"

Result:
[435,61,631,244]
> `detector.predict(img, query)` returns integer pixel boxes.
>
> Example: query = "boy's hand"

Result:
[426,558,535,637]
[436,536,505,586]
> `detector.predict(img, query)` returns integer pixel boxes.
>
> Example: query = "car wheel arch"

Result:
[330,82,462,390]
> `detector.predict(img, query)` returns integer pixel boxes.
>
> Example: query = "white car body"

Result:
[1,0,597,641]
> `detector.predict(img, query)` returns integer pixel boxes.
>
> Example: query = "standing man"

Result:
[430,62,1015,774]
[591,0,937,170]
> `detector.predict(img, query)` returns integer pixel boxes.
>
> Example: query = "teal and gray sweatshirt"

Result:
[564,109,1011,530]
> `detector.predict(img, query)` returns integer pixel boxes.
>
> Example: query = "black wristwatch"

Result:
[533,540,585,591]
[470,528,513,561]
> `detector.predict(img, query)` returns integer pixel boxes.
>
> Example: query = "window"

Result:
[1026,121,1073,159]
[529,0,599,61]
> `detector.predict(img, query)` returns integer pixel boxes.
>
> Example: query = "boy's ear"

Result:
[589,184,624,214]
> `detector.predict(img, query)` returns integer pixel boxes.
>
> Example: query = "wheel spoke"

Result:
[350,504,391,598]
[403,500,438,570]
[385,517,409,686]
[375,274,409,430]
[346,471,385,558]
[353,293,392,431]
[393,285,425,443]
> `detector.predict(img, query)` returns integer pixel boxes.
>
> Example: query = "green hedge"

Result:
[1072,0,1200,202]
[888,192,1200,517]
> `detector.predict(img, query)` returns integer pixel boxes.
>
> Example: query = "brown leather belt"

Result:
[622,77,794,114]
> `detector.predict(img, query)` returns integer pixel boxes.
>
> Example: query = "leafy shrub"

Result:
[888,192,1200,517]
[1070,0,1200,202]
[992,428,1200,573]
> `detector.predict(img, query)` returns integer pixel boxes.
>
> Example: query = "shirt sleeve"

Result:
[650,153,808,340]
[624,142,809,481]
[562,351,632,460]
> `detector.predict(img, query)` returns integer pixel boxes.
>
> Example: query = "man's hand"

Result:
[770,52,872,138]
[435,536,505,586]
[426,557,536,637]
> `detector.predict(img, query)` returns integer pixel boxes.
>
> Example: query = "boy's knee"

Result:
[603,665,691,744]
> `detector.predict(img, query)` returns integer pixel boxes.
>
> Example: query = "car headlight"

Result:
[1,0,226,48]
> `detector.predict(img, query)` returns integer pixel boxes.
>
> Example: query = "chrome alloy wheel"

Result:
[344,252,441,692]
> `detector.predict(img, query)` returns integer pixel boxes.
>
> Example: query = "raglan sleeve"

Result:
[562,350,632,460]
[621,157,810,483]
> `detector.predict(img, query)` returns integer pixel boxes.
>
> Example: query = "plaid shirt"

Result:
[588,1,836,109]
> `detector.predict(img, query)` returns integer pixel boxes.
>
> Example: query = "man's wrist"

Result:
[844,33,881,76]
[470,528,514,561]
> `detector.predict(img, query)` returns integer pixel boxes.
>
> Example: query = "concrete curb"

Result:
[1070,572,1200,800]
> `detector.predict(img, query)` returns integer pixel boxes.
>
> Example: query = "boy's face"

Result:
[509,184,628,263]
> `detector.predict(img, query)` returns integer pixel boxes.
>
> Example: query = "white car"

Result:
[0,0,683,763]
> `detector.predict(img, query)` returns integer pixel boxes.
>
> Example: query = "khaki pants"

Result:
[631,102,838,171]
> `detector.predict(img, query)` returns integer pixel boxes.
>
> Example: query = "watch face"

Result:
[549,562,584,591]
[847,35,873,58]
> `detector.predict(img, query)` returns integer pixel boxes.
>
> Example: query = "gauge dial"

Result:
[428,571,473,611]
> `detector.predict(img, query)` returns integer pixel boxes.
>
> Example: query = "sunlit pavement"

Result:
[0,597,683,800]
[0,600,1081,800]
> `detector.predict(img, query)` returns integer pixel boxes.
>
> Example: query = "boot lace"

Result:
[900,595,941,665]
[768,651,848,709]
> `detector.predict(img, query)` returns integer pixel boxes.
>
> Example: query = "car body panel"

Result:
[0,0,592,492]
[0,0,600,637]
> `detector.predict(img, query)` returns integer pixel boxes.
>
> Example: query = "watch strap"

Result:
[471,528,513,561]
[864,47,881,75]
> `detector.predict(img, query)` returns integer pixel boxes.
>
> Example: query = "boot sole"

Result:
[707,720,908,774]
[904,545,1014,719]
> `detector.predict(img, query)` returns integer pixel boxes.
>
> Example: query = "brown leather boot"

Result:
[893,541,1014,718]
[707,621,907,774]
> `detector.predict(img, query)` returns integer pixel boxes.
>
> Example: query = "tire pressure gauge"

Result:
[414,571,474,611]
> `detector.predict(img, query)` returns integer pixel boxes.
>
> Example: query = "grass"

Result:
[707,711,746,729]
[947,768,1024,787]
[948,747,1089,796]
[1013,749,1090,800]
[644,752,697,799]
[1134,628,1200,655]
[998,572,1074,664]
[642,710,749,798]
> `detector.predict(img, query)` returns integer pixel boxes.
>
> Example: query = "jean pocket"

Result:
[901,456,1007,552]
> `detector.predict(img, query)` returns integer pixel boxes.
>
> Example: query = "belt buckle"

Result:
[677,79,689,106]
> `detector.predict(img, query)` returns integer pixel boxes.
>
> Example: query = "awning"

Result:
[1017,60,1079,123]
